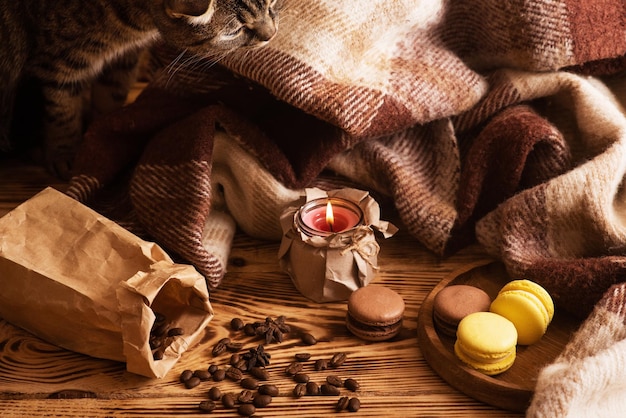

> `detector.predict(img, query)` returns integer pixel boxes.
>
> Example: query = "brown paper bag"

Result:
[0,187,213,378]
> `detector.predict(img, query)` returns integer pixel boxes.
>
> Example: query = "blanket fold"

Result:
[66,0,626,415]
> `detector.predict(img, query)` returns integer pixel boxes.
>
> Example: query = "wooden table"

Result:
[0,154,524,417]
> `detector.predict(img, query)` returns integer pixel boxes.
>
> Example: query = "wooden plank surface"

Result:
[0,154,524,417]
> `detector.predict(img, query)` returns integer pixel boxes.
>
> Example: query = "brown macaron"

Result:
[432,285,491,337]
[346,285,405,341]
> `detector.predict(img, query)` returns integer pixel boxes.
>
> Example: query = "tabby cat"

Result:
[0,0,281,179]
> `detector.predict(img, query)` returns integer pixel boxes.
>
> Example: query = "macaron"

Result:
[432,285,492,337]
[346,285,405,341]
[454,312,517,376]
[489,279,554,345]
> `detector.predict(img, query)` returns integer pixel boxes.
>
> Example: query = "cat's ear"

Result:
[165,0,211,18]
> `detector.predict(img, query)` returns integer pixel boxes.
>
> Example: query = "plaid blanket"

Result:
[67,0,626,415]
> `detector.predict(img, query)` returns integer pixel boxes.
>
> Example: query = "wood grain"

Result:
[0,156,526,417]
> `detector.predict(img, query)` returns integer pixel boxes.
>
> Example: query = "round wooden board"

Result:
[416,259,580,413]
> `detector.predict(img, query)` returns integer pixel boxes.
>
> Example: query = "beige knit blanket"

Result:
[67,0,626,415]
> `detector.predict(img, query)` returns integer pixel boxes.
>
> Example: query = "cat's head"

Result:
[151,0,282,54]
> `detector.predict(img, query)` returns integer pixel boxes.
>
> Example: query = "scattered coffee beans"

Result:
[189,315,364,415]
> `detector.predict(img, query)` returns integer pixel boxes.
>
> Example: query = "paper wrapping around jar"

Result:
[0,187,213,378]
[278,188,397,302]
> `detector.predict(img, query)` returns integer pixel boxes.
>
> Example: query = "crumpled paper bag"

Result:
[278,188,397,302]
[0,187,213,378]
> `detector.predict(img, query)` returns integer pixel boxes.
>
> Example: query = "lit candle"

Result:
[297,197,363,236]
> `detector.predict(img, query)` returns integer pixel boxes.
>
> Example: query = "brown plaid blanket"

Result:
[67,0,626,415]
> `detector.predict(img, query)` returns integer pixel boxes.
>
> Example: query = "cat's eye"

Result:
[165,0,211,18]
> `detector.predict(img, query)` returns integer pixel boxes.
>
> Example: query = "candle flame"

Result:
[326,201,334,232]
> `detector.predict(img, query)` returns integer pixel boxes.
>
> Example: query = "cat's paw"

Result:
[45,144,76,180]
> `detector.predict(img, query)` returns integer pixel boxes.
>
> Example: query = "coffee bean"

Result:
[326,375,343,387]
[238,389,255,403]
[152,350,163,361]
[240,377,258,390]
[320,383,340,396]
[330,352,347,368]
[225,366,243,382]
[314,359,328,371]
[285,361,303,376]
[253,394,273,408]
[230,317,244,331]
[344,378,360,392]
[207,364,218,374]
[222,393,236,409]
[212,342,227,357]
[167,327,184,337]
[208,386,222,401]
[184,376,201,389]
[234,358,249,371]
[301,333,317,345]
[348,397,361,412]
[230,353,241,366]
[306,381,320,395]
[258,384,279,397]
[198,400,216,413]
[243,323,256,336]
[151,322,168,337]
[295,353,311,362]
[247,366,268,381]
[194,370,212,381]
[226,341,243,352]
[238,403,256,417]
[293,372,310,383]
[293,383,306,398]
[179,369,193,383]
[212,369,226,382]
[336,396,350,411]
[149,336,163,350]
[218,337,232,345]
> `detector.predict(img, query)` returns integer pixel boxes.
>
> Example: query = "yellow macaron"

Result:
[490,279,554,345]
[454,312,517,376]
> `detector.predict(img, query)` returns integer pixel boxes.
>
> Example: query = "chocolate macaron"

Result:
[433,285,491,337]
[346,285,405,341]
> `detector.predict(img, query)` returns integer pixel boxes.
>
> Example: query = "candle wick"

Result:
[328,222,334,232]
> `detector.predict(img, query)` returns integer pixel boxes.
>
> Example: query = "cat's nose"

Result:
[253,21,277,43]
[166,0,211,17]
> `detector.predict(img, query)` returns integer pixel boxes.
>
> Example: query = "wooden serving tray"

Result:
[416,259,580,413]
